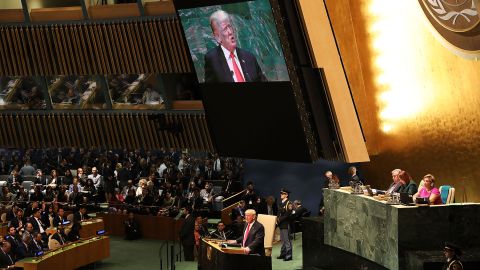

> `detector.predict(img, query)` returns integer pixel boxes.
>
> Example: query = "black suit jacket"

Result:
[0,250,14,268]
[179,214,195,247]
[235,221,265,256]
[29,217,46,233]
[204,46,267,83]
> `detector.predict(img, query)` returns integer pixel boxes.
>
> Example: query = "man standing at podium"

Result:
[228,209,265,256]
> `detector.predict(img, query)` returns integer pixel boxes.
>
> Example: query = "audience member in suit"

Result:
[50,225,68,246]
[5,205,17,223]
[4,226,20,260]
[210,221,233,240]
[16,234,34,260]
[277,188,293,261]
[29,186,44,202]
[228,209,265,255]
[23,223,34,240]
[31,232,46,252]
[204,10,267,83]
[8,208,25,234]
[291,200,310,233]
[73,205,90,223]
[179,206,195,261]
[68,185,84,206]
[7,170,23,186]
[29,208,47,236]
[258,196,278,216]
[124,212,141,240]
[41,204,57,228]
[24,201,39,220]
[231,200,246,222]
[242,181,259,210]
[231,215,245,239]
[67,222,81,242]
[53,208,68,227]
[0,241,15,269]
[34,169,48,185]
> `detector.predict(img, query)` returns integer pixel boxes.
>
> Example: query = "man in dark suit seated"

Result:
[53,208,68,227]
[210,221,233,241]
[73,205,90,223]
[204,10,267,83]
[0,241,15,269]
[29,208,47,235]
[16,234,35,260]
[50,224,68,246]
[228,209,265,256]
[4,226,20,261]
[8,208,26,236]
[31,232,46,253]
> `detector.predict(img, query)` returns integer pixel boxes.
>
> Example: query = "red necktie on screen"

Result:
[242,223,251,247]
[230,52,245,82]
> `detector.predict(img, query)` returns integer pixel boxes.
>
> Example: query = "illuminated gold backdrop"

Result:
[324,0,480,202]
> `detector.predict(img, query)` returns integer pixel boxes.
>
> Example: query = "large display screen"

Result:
[177,0,290,83]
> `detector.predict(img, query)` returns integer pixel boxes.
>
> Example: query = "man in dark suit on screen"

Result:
[228,209,265,256]
[204,10,267,83]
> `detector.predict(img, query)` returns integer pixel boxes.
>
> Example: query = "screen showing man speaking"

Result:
[177,0,290,83]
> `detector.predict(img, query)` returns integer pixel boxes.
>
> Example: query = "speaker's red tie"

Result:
[230,52,245,82]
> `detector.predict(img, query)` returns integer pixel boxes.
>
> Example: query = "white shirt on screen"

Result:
[221,46,245,82]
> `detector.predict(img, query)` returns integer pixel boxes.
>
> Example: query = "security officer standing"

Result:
[443,242,463,270]
[277,188,292,261]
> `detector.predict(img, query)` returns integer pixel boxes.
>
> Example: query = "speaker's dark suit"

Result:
[204,46,267,83]
[235,221,265,256]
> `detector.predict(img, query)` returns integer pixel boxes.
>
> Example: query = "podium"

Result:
[199,239,272,270]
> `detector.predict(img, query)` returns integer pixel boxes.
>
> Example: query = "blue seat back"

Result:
[440,185,451,204]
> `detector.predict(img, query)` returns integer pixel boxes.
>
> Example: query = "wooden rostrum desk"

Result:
[15,236,110,270]
[199,239,272,270]
[97,213,183,240]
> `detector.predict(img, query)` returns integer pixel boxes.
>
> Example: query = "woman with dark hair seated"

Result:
[397,170,418,196]
[413,174,442,205]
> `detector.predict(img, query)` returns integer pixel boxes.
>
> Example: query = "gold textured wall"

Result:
[324,0,480,202]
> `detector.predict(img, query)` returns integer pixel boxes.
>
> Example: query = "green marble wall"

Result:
[323,189,399,270]
[323,189,480,270]
[177,0,289,82]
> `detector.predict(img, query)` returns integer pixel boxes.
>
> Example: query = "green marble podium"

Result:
[323,189,480,270]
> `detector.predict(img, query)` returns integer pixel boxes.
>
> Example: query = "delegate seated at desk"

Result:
[386,169,402,195]
[413,174,442,205]
[397,170,418,196]
[227,209,265,256]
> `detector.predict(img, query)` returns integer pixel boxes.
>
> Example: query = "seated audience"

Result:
[413,174,442,205]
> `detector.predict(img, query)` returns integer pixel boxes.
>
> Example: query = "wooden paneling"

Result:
[144,1,175,16]
[30,7,84,22]
[0,18,191,76]
[88,3,140,20]
[0,113,214,152]
[0,9,24,23]
[297,0,369,163]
